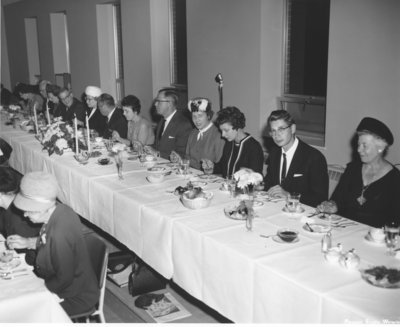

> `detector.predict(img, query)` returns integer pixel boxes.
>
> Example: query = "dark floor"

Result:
[82,218,231,324]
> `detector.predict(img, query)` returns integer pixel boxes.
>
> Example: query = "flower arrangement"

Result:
[233,168,263,190]
[41,118,86,156]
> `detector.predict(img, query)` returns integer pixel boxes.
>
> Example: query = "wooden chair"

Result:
[70,233,109,323]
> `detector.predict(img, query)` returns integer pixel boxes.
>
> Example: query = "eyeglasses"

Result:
[154,99,170,104]
[59,93,71,101]
[269,125,291,136]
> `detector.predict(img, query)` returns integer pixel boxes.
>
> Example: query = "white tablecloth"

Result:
[1,120,399,323]
[0,241,71,323]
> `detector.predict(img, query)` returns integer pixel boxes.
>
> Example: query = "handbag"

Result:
[128,257,167,297]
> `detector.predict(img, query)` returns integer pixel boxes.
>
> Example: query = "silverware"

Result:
[0,273,29,280]
[0,268,27,277]
[307,211,320,218]
[394,248,400,252]
[259,234,274,239]
[305,223,314,232]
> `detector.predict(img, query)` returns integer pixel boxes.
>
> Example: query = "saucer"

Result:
[319,214,342,222]
[272,235,299,244]
[282,206,305,216]
[0,259,21,271]
[364,233,385,246]
[302,223,331,234]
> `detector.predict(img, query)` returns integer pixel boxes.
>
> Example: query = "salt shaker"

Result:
[321,231,332,253]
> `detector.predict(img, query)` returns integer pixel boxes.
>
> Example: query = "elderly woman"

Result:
[84,86,107,136]
[112,94,154,146]
[183,98,225,170]
[318,117,400,227]
[0,168,41,254]
[9,172,99,316]
[202,106,264,178]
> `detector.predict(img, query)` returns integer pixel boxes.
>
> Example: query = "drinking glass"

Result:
[286,192,301,213]
[226,177,237,198]
[384,222,400,256]
[181,158,190,179]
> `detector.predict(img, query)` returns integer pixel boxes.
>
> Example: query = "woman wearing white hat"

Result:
[10,171,99,317]
[84,85,107,136]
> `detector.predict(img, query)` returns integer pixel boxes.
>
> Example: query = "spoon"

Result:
[305,223,314,232]
[259,234,274,239]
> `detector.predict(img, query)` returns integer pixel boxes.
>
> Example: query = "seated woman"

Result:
[318,117,400,227]
[15,83,44,115]
[0,168,41,260]
[84,85,107,136]
[202,106,264,178]
[112,95,155,146]
[45,84,63,118]
[184,97,225,170]
[9,171,99,317]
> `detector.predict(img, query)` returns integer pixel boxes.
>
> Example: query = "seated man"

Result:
[97,93,127,139]
[153,88,193,159]
[264,110,329,207]
[0,138,12,167]
[57,87,86,125]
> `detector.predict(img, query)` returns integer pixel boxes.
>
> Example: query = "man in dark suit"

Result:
[264,110,328,207]
[97,93,127,139]
[153,88,193,159]
[58,88,86,125]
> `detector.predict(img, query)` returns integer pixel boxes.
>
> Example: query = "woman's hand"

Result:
[112,131,121,142]
[316,200,338,214]
[170,151,182,164]
[6,235,37,250]
[201,159,214,170]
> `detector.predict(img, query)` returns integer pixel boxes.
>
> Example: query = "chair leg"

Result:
[99,312,106,323]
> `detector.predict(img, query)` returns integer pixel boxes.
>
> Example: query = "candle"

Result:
[46,100,51,125]
[74,114,79,155]
[85,113,91,153]
[33,103,38,134]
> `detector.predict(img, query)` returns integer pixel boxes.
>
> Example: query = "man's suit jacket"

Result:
[155,110,193,159]
[102,108,127,139]
[61,98,86,123]
[264,139,329,207]
[87,108,107,137]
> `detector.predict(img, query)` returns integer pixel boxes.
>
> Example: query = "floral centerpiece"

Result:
[232,168,263,231]
[41,118,86,156]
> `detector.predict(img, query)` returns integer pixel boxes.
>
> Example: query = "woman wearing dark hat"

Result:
[202,106,264,178]
[9,171,99,317]
[318,117,400,227]
[112,94,155,146]
[183,97,225,170]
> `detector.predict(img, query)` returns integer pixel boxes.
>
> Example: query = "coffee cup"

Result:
[369,228,385,242]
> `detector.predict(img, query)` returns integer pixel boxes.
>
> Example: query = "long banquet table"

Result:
[1,119,399,323]
[0,237,71,323]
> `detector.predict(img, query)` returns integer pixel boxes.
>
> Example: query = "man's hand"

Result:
[266,185,289,199]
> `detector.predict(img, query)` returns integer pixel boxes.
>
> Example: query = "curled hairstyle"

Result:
[121,95,141,114]
[97,93,115,108]
[215,106,246,130]
[267,109,295,126]
[0,167,20,194]
[158,88,179,106]
[46,84,61,96]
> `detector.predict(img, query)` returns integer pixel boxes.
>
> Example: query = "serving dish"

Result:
[180,191,213,209]
[360,266,400,288]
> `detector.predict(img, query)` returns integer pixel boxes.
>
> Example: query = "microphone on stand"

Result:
[215,73,223,111]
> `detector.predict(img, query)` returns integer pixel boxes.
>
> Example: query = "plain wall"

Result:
[2,0,399,165]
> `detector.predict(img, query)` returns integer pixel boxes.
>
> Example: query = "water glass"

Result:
[384,222,400,256]
[227,178,237,198]
[181,158,190,179]
[286,192,301,213]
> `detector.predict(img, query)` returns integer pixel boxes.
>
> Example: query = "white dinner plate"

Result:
[302,223,331,234]
[360,266,400,289]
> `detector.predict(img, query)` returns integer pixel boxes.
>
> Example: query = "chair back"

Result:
[84,233,108,319]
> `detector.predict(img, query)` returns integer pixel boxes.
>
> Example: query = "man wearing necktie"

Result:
[97,93,127,139]
[264,110,329,207]
[153,88,193,159]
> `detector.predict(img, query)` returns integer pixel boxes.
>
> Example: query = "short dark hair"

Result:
[46,84,61,96]
[0,167,20,194]
[158,88,179,106]
[215,106,246,130]
[98,93,115,107]
[121,95,141,114]
[267,109,295,126]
